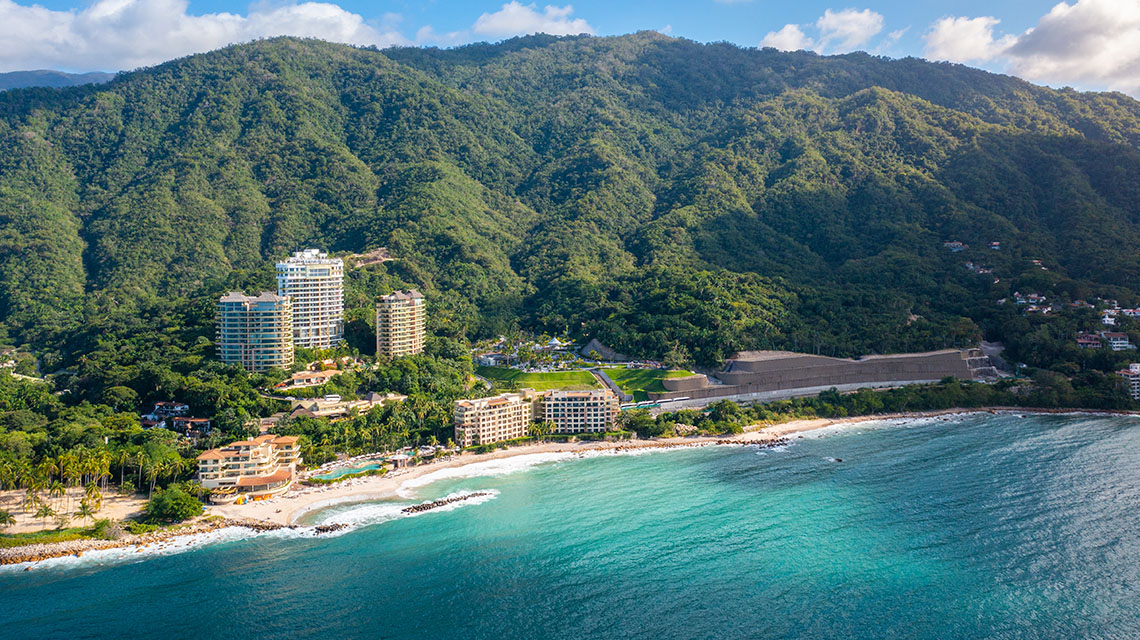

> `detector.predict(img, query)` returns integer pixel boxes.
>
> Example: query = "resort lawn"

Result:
[475,366,600,391]
[603,367,696,402]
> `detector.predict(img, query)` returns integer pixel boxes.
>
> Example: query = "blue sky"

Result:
[1,1,1137,96]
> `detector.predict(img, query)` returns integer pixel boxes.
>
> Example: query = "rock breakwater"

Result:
[402,492,491,515]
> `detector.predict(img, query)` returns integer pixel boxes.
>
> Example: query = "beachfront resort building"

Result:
[1119,364,1140,400]
[276,249,344,349]
[196,434,301,503]
[217,291,294,372]
[454,390,539,448]
[376,290,426,358]
[542,389,620,434]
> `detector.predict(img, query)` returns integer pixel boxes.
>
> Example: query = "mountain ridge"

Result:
[2,34,1139,366]
[0,69,115,91]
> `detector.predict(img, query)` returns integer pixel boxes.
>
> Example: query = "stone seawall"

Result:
[661,375,710,392]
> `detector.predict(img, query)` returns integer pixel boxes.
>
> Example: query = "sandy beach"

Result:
[216,405,1131,526]
[207,416,843,526]
[8,407,1117,566]
[0,488,147,535]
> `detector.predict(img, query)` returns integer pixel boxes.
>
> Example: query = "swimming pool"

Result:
[311,462,384,481]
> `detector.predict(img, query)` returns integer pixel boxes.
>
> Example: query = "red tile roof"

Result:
[235,468,292,487]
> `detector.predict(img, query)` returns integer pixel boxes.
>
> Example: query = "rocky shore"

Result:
[598,436,792,454]
[2,517,327,567]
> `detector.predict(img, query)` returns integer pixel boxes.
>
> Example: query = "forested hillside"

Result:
[3,32,1140,368]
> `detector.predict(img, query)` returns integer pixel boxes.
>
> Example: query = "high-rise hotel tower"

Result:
[217,292,294,372]
[376,290,426,357]
[276,249,344,350]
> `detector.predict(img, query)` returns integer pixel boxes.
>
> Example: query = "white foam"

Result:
[0,525,324,574]
[396,452,576,498]
[314,490,500,527]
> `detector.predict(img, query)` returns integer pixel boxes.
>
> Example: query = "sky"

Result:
[1,0,1138,97]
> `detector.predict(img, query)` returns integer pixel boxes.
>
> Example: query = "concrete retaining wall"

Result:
[650,380,944,414]
[650,349,985,402]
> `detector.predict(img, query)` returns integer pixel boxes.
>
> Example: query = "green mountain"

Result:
[3,33,1140,367]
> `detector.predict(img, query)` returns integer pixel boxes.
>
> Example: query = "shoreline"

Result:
[5,406,1135,568]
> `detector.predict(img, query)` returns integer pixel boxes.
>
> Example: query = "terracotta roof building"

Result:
[196,434,301,503]
[542,389,619,434]
[454,390,539,448]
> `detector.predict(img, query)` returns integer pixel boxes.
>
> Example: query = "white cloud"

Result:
[923,16,1016,64]
[760,7,884,54]
[472,2,594,38]
[0,0,408,71]
[816,8,883,51]
[923,0,1140,96]
[414,25,468,47]
[759,24,814,51]
[1006,0,1140,95]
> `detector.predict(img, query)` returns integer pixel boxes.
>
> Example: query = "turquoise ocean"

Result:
[3,413,1140,639]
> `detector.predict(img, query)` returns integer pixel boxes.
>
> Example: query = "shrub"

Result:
[117,480,136,496]
[93,518,126,540]
[144,485,203,523]
[125,521,161,535]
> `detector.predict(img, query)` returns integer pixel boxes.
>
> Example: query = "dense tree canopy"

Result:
[0,34,1139,368]
[2,35,1140,531]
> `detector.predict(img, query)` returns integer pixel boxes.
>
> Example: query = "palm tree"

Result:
[76,500,95,525]
[34,503,55,529]
[116,448,133,487]
[49,480,67,516]
[35,458,58,486]
[184,481,207,499]
[165,457,187,487]
[98,450,113,493]
[0,509,15,529]
[85,482,103,511]
[145,459,166,499]
[22,488,40,514]
[0,460,13,491]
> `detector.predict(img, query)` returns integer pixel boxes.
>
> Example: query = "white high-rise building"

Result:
[276,249,344,350]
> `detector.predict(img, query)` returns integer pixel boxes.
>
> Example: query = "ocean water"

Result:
[3,413,1140,639]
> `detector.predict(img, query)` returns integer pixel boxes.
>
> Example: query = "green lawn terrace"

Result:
[602,367,697,402]
[475,366,600,392]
